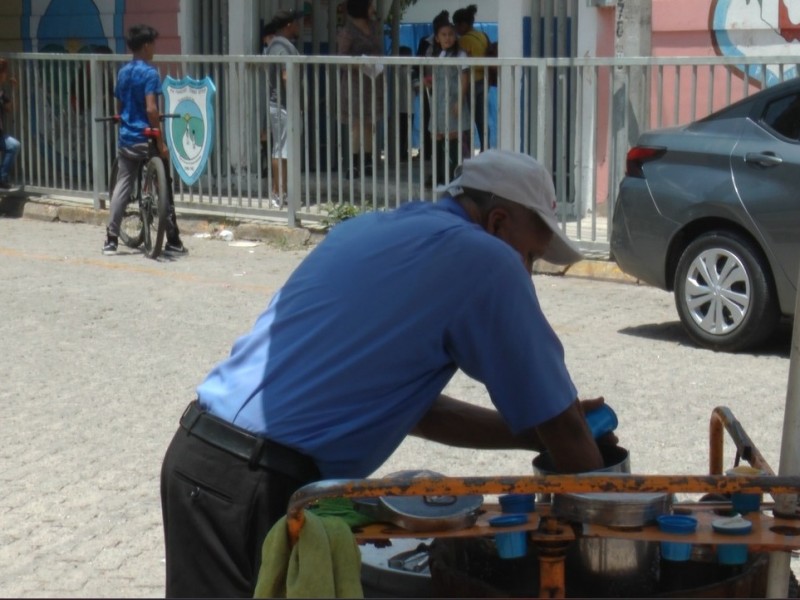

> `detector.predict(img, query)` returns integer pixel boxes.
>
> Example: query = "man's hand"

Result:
[536,400,604,473]
[578,396,619,447]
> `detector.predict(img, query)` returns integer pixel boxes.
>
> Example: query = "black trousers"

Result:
[160,423,319,598]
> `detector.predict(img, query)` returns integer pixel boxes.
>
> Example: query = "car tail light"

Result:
[626,146,666,178]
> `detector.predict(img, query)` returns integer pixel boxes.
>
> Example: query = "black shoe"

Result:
[102,235,118,255]
[0,180,12,190]
[164,240,188,254]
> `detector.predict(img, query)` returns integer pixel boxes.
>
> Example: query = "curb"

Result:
[1,194,638,284]
[2,194,320,251]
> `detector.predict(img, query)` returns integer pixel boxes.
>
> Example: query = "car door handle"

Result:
[744,152,783,167]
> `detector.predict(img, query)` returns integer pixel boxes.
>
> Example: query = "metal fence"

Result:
[3,52,799,253]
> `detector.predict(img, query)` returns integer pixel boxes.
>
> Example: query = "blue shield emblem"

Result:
[162,76,216,185]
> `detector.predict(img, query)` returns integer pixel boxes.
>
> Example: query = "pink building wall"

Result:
[0,0,180,55]
[593,0,800,205]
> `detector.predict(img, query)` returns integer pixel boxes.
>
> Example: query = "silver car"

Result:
[611,77,800,352]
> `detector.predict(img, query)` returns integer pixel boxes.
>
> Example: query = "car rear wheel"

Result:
[674,231,779,352]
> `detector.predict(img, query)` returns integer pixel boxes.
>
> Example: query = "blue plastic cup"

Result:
[713,515,752,565]
[489,514,528,559]
[499,493,535,514]
[657,515,697,562]
[585,404,618,439]
[726,466,764,515]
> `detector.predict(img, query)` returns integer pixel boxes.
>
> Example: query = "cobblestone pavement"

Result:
[1,217,797,597]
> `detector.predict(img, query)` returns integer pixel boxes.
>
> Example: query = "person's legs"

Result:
[269,103,289,202]
[447,137,460,181]
[362,121,374,176]
[161,427,304,598]
[473,80,486,152]
[163,168,186,252]
[104,150,141,254]
[434,137,446,185]
[398,113,410,161]
[0,134,21,185]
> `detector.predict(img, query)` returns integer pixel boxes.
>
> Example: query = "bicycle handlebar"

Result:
[94,113,182,124]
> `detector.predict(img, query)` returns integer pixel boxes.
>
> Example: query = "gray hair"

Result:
[455,187,518,224]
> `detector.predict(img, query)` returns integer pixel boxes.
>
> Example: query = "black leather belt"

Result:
[180,401,320,483]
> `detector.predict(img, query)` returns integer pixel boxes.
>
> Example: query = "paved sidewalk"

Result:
[0,193,639,285]
[1,216,796,597]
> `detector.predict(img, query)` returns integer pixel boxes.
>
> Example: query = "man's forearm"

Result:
[411,394,544,451]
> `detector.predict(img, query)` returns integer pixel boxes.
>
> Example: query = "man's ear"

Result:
[486,206,510,236]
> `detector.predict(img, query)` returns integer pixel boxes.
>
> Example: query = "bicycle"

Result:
[96,114,179,259]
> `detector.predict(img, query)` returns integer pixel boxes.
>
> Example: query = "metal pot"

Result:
[532,446,670,594]
[532,444,631,503]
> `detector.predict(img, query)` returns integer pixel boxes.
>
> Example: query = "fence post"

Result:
[286,59,301,227]
[89,56,106,210]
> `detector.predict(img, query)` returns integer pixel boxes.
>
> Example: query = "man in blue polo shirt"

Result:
[102,24,185,256]
[160,150,608,598]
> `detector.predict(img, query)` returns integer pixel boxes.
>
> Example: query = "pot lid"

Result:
[355,470,484,533]
[380,493,484,523]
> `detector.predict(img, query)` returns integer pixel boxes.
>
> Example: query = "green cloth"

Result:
[309,498,379,529]
[253,510,364,599]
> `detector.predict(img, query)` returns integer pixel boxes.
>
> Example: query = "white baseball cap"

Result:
[440,150,583,265]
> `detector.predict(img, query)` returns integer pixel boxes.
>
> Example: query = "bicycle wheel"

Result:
[141,157,169,259]
[109,158,144,248]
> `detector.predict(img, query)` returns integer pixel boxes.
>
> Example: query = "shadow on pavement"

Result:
[618,319,793,358]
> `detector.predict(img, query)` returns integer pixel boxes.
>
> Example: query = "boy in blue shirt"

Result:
[103,24,185,256]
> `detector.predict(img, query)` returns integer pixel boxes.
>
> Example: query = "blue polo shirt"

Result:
[197,198,577,478]
[115,59,161,148]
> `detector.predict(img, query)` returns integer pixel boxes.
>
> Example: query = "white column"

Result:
[575,3,601,219]
[497,0,530,150]
[178,0,197,55]
[227,0,258,55]
[226,1,259,175]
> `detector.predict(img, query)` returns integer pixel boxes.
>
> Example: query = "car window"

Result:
[762,93,800,141]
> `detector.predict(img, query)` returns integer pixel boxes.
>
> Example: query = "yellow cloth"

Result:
[459,30,489,81]
[253,511,364,599]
